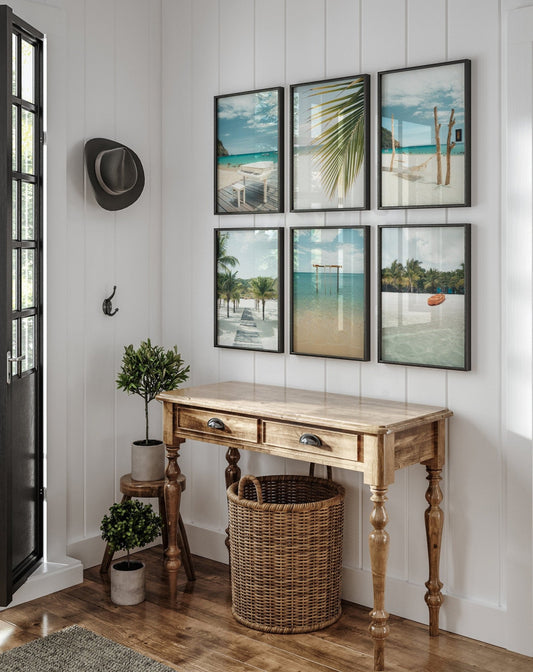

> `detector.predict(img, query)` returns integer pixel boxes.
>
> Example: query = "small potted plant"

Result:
[100,499,162,605]
[116,338,190,481]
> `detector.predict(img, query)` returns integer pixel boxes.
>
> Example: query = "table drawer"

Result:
[177,407,259,444]
[263,421,361,462]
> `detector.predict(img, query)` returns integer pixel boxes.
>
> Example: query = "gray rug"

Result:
[0,625,176,671]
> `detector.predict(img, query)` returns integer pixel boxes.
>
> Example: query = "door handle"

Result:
[6,351,26,384]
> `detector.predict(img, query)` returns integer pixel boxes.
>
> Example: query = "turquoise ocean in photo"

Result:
[293,271,366,357]
[382,142,465,155]
[217,151,278,167]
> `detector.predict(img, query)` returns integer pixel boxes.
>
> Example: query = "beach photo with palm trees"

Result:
[215,228,283,352]
[291,75,369,211]
[379,224,471,370]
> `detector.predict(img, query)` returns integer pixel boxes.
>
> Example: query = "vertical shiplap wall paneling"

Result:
[114,0,162,489]
[82,0,118,538]
[65,0,88,545]
[445,0,502,613]
[403,0,449,588]
[285,0,327,395]
[504,3,533,655]
[161,0,194,523]
[188,0,227,545]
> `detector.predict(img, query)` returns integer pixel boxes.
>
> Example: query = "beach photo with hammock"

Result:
[379,60,470,208]
[291,75,369,211]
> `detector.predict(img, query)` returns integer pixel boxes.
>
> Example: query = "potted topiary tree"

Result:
[100,499,162,605]
[116,338,189,481]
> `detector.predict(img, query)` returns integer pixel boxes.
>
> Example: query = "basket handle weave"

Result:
[237,475,264,504]
[309,463,333,481]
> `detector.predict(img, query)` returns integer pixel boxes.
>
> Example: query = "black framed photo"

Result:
[378,224,471,370]
[290,75,370,212]
[215,227,284,353]
[378,60,471,209]
[291,226,370,360]
[215,87,284,214]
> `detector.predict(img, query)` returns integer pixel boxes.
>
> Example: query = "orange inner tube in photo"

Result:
[427,293,446,306]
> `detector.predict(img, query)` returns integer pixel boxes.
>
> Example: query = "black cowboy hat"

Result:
[84,138,145,211]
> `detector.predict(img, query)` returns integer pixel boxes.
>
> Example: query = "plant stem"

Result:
[145,395,149,444]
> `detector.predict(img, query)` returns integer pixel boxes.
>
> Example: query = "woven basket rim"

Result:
[227,473,345,512]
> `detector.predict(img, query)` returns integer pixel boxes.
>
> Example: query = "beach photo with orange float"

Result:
[378,224,471,370]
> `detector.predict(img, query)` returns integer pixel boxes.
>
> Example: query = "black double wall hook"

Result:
[102,286,119,317]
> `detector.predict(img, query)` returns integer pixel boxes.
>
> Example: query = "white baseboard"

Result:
[67,534,164,569]
[0,556,83,611]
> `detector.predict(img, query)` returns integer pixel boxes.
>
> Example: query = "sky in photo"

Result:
[217,90,279,155]
[220,229,279,279]
[381,62,465,148]
[293,228,366,274]
[381,226,465,271]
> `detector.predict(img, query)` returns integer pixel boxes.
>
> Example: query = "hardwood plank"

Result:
[1,550,531,672]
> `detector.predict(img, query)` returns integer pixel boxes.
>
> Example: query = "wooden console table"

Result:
[157,381,452,672]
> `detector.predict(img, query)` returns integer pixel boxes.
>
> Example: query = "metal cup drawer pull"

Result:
[207,417,225,430]
[299,433,322,447]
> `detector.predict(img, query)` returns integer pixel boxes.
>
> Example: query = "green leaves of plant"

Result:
[116,338,190,442]
[100,499,162,566]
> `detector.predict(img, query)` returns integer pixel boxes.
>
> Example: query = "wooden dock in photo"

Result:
[217,176,280,213]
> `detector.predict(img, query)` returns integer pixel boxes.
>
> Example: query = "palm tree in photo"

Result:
[385,259,405,292]
[405,258,423,293]
[423,267,441,294]
[218,270,241,318]
[309,77,366,199]
[217,232,239,273]
[249,276,277,321]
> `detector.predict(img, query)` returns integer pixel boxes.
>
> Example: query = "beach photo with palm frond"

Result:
[215,228,283,353]
[379,224,471,370]
[291,75,369,211]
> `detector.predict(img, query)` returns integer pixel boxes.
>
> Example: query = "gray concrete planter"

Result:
[131,440,166,481]
[110,560,145,605]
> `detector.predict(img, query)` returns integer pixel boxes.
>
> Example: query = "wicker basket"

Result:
[227,473,345,634]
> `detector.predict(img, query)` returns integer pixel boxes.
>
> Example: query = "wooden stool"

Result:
[100,473,195,581]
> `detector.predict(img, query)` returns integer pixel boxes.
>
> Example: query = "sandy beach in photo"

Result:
[381,153,465,207]
[217,299,279,350]
[293,310,365,358]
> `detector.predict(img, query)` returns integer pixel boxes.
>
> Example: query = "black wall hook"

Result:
[102,286,119,317]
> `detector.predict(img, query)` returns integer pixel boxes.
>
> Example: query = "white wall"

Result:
[161,0,533,656]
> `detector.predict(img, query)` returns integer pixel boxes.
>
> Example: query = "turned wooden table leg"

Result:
[164,441,183,600]
[224,447,241,554]
[425,466,444,636]
[369,485,390,672]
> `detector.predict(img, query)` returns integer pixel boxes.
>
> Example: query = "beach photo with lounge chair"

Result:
[379,60,470,208]
[215,228,283,352]
[215,87,283,214]
[379,224,471,370]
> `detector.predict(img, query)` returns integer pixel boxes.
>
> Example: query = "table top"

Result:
[157,381,452,435]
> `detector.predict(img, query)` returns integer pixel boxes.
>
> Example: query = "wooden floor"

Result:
[1,548,532,672]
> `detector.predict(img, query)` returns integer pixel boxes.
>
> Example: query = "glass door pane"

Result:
[21,249,34,309]
[21,39,34,103]
[21,316,34,372]
[21,109,34,174]
[21,182,34,239]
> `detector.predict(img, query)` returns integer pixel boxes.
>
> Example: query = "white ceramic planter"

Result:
[110,560,145,605]
[131,440,166,481]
